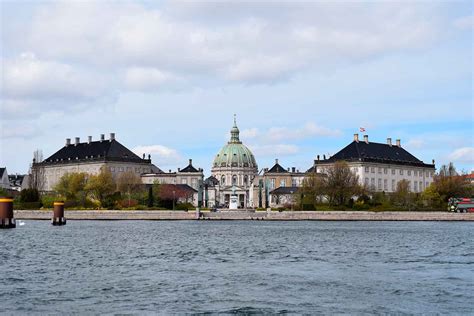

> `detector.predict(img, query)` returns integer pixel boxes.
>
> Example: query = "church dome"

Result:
[212,117,258,170]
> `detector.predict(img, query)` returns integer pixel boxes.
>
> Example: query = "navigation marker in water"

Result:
[52,201,66,226]
[0,197,16,229]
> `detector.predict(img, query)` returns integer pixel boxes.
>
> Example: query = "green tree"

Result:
[323,161,361,206]
[432,163,472,201]
[391,179,415,208]
[85,168,116,207]
[116,171,143,207]
[54,172,88,205]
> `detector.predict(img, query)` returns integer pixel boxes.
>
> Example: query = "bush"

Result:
[117,198,138,209]
[175,203,194,211]
[353,200,370,211]
[18,201,42,209]
[20,188,40,202]
[302,203,314,210]
[41,195,57,208]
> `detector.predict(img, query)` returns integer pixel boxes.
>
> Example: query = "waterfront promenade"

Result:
[13,210,474,221]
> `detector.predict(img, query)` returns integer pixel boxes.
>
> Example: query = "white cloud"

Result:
[17,2,440,84]
[249,144,299,157]
[132,144,181,165]
[123,67,181,91]
[243,122,341,143]
[454,15,474,30]
[2,52,105,100]
[448,147,474,163]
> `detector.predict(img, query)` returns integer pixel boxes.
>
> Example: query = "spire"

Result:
[229,114,241,143]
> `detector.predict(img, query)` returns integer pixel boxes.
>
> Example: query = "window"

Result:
[391,169,396,175]
[391,179,395,191]
[378,168,382,174]
[419,181,422,191]
[292,178,297,187]
[408,181,411,191]
[182,179,187,184]
[365,178,369,186]
[221,176,225,185]
[414,170,417,177]
[365,166,369,173]
[371,178,375,190]
[384,179,387,191]
[414,181,418,192]
[270,178,275,189]
[280,179,286,187]
[371,167,375,173]
[119,167,124,172]
[408,170,411,176]
[400,169,403,175]
[232,175,237,185]
[244,176,248,186]
[384,168,388,174]
[110,167,115,172]
[192,178,197,188]
[126,167,131,172]
[378,179,382,190]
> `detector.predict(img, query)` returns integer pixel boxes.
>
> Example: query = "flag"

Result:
[360,127,366,132]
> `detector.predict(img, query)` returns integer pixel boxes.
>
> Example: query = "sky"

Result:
[0,1,473,176]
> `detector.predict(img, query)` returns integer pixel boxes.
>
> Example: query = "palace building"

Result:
[34,133,160,191]
[211,116,258,208]
[311,134,436,193]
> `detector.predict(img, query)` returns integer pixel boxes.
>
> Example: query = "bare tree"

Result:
[29,149,45,192]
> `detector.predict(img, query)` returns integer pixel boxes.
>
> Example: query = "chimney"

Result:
[110,133,115,141]
[169,169,171,173]
[189,159,192,166]
[264,168,268,172]
[317,155,320,161]
[100,134,105,142]
[275,158,279,165]
[178,168,181,172]
[292,167,296,173]
[364,135,368,144]
[387,138,392,146]
[396,139,401,147]
[354,133,359,142]
[142,154,145,159]
[287,167,290,172]
[88,136,92,144]
[323,154,326,160]
[75,137,80,146]
[148,154,151,161]
[432,159,435,165]
[65,138,71,147]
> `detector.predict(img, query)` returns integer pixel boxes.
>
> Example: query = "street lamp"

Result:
[173,190,176,210]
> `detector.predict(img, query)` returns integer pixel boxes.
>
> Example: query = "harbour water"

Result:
[1,221,473,314]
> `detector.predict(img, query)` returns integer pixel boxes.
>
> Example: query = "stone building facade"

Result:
[211,117,258,208]
[34,133,159,191]
[311,134,436,193]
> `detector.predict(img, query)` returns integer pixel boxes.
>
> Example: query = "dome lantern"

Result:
[229,114,241,144]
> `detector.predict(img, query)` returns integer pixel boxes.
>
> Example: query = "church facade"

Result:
[210,117,258,208]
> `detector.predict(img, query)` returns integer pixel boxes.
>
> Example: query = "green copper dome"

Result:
[213,117,258,169]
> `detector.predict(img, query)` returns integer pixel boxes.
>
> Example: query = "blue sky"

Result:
[1,1,473,176]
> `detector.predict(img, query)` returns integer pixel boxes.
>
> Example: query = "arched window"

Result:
[232,175,237,185]
[221,175,225,185]
[244,175,248,185]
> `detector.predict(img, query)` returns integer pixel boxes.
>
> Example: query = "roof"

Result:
[212,117,258,170]
[266,160,288,173]
[270,186,300,195]
[0,168,5,178]
[312,140,435,169]
[39,139,151,165]
[204,175,219,186]
[180,159,200,173]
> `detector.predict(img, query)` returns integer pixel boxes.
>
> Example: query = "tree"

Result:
[116,171,143,207]
[299,173,326,208]
[54,172,88,205]
[391,179,415,208]
[85,168,116,207]
[323,161,361,206]
[432,163,472,201]
[29,149,45,192]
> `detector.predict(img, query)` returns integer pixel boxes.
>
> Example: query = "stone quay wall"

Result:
[13,210,474,221]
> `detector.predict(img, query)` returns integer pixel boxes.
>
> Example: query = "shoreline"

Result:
[13,210,474,221]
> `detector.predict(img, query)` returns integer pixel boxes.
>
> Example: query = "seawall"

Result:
[13,210,474,221]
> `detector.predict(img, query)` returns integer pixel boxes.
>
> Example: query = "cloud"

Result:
[242,122,341,143]
[448,147,474,163]
[123,67,181,91]
[2,52,106,100]
[16,2,440,84]
[249,144,299,157]
[132,144,181,165]
[454,15,473,30]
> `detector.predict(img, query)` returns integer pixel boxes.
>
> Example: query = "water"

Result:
[1,221,473,314]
